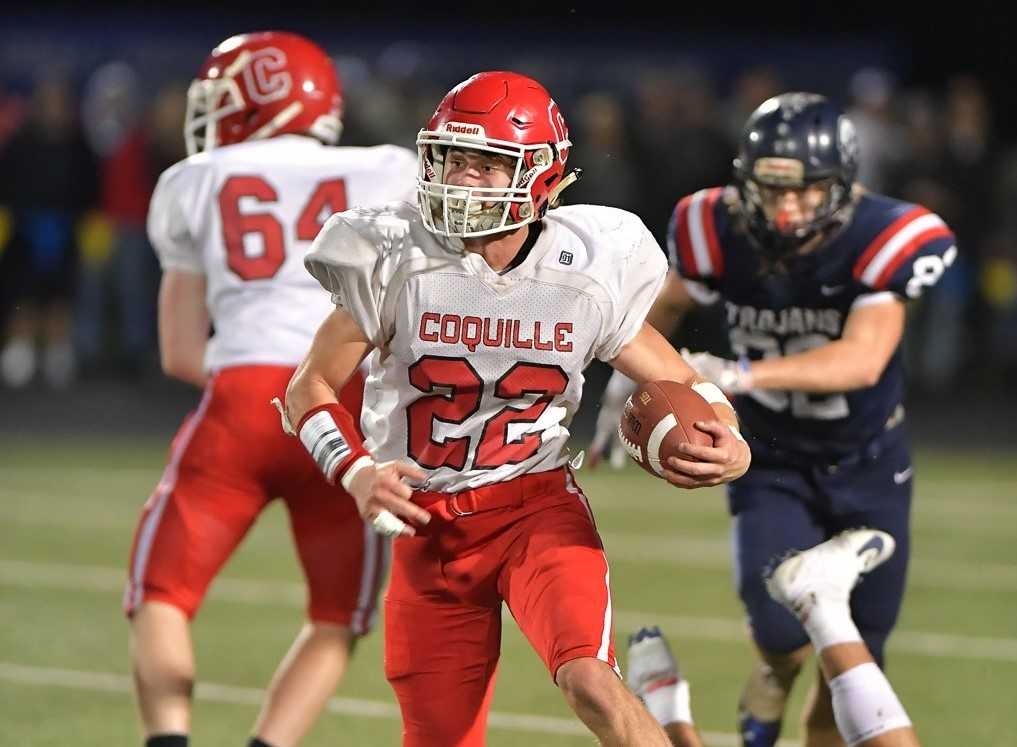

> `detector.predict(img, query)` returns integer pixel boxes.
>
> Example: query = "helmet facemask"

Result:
[736,156,852,264]
[184,51,251,156]
[184,47,342,157]
[184,75,246,156]
[417,129,561,238]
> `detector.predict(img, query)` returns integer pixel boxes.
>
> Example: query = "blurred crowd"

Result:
[1,51,1015,397]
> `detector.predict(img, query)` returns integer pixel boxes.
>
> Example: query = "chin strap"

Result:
[547,168,583,208]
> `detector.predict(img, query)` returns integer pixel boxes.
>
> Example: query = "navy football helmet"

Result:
[733,92,859,263]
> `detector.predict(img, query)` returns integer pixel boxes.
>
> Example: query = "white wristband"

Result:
[691,382,744,442]
[340,455,375,492]
[692,381,732,408]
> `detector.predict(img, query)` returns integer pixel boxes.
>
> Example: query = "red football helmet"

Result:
[417,71,572,238]
[184,31,342,156]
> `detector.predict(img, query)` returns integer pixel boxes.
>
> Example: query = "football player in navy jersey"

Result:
[593,93,955,746]
[627,529,924,747]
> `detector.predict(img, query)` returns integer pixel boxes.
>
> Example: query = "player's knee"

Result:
[748,611,811,660]
[757,645,809,685]
[305,620,356,645]
[129,602,194,682]
[557,658,623,724]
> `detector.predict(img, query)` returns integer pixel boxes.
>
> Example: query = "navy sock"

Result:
[738,713,782,746]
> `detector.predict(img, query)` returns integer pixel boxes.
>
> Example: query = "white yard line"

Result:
[3,499,1014,591]
[0,661,789,747]
[3,559,1015,663]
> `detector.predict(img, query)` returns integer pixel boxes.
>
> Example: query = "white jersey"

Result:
[147,135,417,372]
[305,202,667,492]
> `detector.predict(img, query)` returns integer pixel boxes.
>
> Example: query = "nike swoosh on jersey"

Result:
[893,467,913,484]
[857,535,885,558]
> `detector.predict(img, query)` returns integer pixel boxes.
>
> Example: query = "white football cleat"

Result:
[627,626,682,700]
[765,528,896,622]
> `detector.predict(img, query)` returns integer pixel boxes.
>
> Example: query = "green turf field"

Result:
[1,438,1014,746]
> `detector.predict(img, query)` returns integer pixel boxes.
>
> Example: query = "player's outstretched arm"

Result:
[610,323,750,487]
[687,298,906,396]
[750,298,905,393]
[158,269,210,389]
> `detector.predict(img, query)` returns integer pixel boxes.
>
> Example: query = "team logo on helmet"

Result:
[837,115,860,167]
[242,47,292,105]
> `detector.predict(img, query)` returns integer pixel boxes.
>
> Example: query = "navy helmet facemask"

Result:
[733,92,859,268]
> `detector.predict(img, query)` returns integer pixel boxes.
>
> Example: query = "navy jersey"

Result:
[668,186,957,460]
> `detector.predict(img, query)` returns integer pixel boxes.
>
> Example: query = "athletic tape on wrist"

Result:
[297,403,368,484]
[692,381,731,407]
[692,382,745,442]
[340,455,375,492]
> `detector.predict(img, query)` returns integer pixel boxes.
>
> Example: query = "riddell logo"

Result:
[444,122,485,136]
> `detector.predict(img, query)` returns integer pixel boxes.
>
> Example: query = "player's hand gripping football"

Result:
[662,419,751,488]
[347,460,431,537]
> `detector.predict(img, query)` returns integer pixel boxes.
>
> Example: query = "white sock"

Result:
[802,599,862,651]
[644,678,693,727]
[829,662,912,746]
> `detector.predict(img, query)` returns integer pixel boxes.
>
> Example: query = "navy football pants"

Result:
[727,428,912,664]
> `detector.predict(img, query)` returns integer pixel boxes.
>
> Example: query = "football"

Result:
[618,380,717,478]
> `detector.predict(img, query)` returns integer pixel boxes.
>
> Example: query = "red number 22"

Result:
[407,356,569,471]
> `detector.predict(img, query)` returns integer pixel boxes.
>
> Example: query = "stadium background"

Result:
[0,5,1014,746]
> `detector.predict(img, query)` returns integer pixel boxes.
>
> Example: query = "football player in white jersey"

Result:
[283,71,751,746]
[123,32,417,747]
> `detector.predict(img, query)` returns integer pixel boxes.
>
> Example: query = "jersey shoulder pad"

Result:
[304,201,416,292]
[146,156,214,272]
[303,202,419,345]
[666,186,730,279]
[548,203,647,242]
[850,194,956,298]
[546,204,666,282]
[547,205,668,361]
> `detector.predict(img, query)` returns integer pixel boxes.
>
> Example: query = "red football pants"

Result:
[384,467,617,746]
[123,365,386,631]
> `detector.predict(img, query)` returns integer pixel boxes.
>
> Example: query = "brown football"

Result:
[618,380,717,478]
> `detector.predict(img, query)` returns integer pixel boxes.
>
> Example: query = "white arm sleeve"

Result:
[594,227,669,361]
